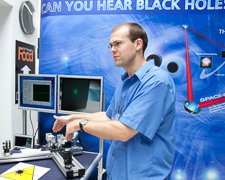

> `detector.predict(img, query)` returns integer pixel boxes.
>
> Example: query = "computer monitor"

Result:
[18,74,57,113]
[58,75,103,114]
[14,134,34,149]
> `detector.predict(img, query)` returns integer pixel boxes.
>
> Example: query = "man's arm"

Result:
[66,119,138,142]
[84,112,111,121]
[53,112,138,142]
[52,112,110,132]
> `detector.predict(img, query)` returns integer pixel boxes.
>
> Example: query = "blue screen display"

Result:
[18,74,57,113]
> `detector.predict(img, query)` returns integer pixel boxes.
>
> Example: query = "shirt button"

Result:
[112,154,114,156]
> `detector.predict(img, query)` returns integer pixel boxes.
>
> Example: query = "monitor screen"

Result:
[14,134,34,149]
[58,75,103,114]
[18,74,57,113]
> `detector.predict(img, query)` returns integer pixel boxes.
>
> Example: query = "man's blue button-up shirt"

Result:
[106,60,176,180]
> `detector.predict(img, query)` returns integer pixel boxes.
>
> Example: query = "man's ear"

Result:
[135,38,143,51]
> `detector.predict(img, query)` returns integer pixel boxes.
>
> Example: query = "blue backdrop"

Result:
[39,0,225,179]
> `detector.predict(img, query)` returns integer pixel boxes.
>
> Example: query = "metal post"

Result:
[22,110,27,135]
[97,93,105,180]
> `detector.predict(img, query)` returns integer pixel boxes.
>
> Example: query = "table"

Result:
[0,151,102,180]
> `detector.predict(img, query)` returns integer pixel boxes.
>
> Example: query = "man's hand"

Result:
[52,115,73,132]
[66,120,80,141]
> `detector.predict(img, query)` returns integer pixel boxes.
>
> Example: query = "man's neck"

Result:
[125,57,146,78]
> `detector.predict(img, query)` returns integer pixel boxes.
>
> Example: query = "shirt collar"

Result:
[121,60,155,81]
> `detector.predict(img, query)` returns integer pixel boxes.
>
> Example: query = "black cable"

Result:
[33,112,43,141]
[78,135,84,150]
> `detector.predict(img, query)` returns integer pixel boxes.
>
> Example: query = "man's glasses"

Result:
[108,41,123,50]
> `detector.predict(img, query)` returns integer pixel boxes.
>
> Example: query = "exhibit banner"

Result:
[41,0,225,17]
[39,0,225,179]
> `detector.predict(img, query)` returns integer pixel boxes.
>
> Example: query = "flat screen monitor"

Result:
[58,75,103,114]
[14,134,34,149]
[18,74,57,113]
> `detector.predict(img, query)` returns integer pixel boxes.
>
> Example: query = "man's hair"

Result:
[112,23,148,53]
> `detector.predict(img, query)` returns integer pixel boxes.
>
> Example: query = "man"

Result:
[52,23,176,179]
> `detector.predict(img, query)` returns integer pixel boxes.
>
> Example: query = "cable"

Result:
[33,112,43,142]
[78,135,84,150]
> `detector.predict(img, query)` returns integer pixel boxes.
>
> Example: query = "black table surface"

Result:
[0,152,98,180]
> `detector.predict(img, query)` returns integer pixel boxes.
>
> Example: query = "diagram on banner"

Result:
[0,162,50,180]
[182,24,225,114]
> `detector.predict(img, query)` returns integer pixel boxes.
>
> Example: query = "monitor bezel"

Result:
[18,74,57,113]
[14,133,34,149]
[57,75,103,114]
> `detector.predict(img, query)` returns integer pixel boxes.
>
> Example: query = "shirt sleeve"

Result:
[119,78,174,140]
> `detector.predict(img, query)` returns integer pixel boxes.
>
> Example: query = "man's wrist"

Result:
[79,119,88,132]
[69,114,78,122]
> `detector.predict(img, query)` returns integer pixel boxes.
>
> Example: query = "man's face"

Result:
[109,26,137,68]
